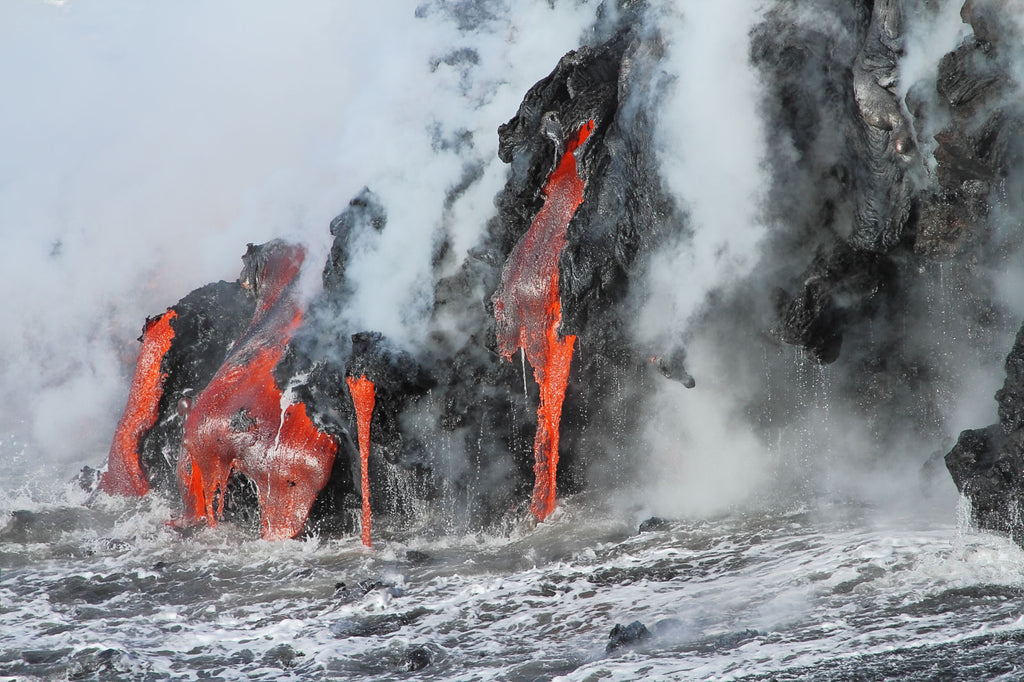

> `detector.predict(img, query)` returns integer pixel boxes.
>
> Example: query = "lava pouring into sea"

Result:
[175,242,337,540]
[346,374,376,547]
[100,310,178,496]
[493,120,594,521]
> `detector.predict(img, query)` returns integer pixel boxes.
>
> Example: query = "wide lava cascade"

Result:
[493,120,593,521]
[346,374,376,547]
[100,310,178,496]
[176,243,337,540]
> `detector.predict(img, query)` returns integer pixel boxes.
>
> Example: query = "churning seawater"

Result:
[3,482,1024,681]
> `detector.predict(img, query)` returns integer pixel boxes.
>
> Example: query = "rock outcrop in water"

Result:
[95,0,1024,543]
[947,324,1024,544]
[937,2,1024,544]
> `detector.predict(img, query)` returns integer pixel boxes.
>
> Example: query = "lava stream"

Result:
[493,120,593,521]
[176,243,337,540]
[346,374,376,547]
[100,310,177,496]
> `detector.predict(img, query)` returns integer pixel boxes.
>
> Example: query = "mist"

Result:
[0,0,597,491]
[3,0,1020,534]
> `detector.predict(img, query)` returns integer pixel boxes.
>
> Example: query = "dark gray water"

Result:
[3,488,1024,681]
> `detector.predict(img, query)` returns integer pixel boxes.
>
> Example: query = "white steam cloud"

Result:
[3,0,1015,528]
[636,0,769,346]
[632,0,771,517]
[0,0,597,491]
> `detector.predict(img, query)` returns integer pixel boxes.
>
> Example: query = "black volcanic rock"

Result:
[939,2,1024,545]
[753,1,912,365]
[606,620,649,653]
[136,280,255,493]
[93,0,1024,545]
[948,326,1024,544]
[774,242,899,364]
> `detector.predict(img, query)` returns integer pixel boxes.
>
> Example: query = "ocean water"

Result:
[4,486,1024,681]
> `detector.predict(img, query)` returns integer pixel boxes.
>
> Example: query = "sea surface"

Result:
[3,485,1024,681]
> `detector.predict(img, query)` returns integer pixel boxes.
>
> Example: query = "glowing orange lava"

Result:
[493,120,593,521]
[176,244,337,540]
[100,310,178,496]
[346,374,376,547]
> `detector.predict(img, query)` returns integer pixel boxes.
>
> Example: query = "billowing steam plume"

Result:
[6,0,1024,544]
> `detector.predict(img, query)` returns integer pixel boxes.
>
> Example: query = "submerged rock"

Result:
[638,516,672,533]
[606,620,649,653]
[403,646,432,672]
[947,325,1024,544]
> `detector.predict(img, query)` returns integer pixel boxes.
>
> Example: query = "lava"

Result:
[176,242,337,540]
[346,374,376,547]
[493,120,593,521]
[100,310,178,496]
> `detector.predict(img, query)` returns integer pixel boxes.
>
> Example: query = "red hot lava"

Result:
[100,310,178,496]
[346,374,376,547]
[493,120,594,521]
[176,243,337,540]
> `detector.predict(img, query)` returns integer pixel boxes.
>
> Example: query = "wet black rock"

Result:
[262,644,303,669]
[0,508,97,545]
[329,607,430,638]
[947,325,1024,544]
[606,620,649,653]
[708,629,761,652]
[638,516,672,533]
[939,2,1024,546]
[66,647,135,680]
[403,646,432,672]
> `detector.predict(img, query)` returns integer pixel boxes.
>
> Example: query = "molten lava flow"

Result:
[176,243,337,540]
[346,374,376,548]
[493,120,594,521]
[100,310,178,496]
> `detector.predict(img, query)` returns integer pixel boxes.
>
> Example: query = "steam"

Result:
[630,0,1017,520]
[5,0,1023,533]
[636,0,769,347]
[632,0,771,517]
[0,0,597,490]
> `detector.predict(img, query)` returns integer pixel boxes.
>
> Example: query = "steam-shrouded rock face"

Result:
[939,1,1024,544]
[294,20,684,530]
[276,193,437,534]
[948,326,1024,543]
[92,0,1024,541]
[430,24,684,522]
[915,4,1024,261]
[752,0,913,366]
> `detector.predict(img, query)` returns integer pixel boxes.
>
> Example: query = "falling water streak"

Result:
[954,492,974,554]
[521,346,529,400]
[794,346,812,480]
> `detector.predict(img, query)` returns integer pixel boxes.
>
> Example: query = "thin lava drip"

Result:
[493,120,594,521]
[100,310,178,496]
[176,242,338,540]
[346,374,376,547]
